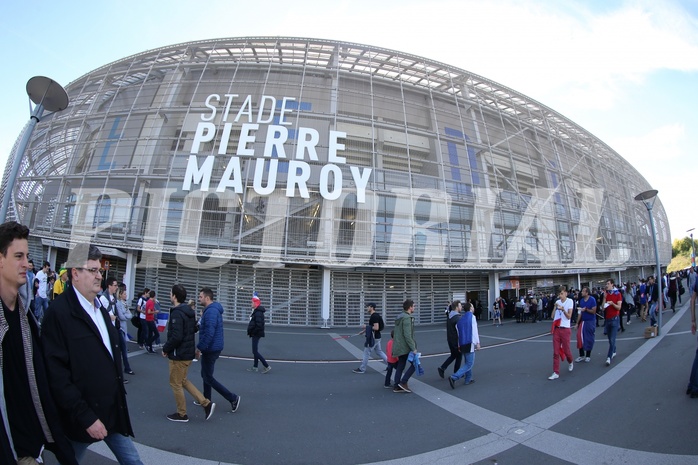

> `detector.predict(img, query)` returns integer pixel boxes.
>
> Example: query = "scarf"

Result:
[0,296,53,456]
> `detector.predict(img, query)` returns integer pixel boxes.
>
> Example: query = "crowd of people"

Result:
[0,221,271,464]
[489,269,693,330]
[3,216,698,464]
[354,270,698,390]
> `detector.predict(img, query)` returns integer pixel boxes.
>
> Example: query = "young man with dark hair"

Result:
[144,290,159,353]
[352,302,387,374]
[41,243,142,464]
[196,287,241,412]
[162,284,215,422]
[602,278,623,367]
[391,299,417,393]
[437,300,462,378]
[135,288,150,349]
[0,221,77,465]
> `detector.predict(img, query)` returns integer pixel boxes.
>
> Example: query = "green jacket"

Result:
[392,311,416,357]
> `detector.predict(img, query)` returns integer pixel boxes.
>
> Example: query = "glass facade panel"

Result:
[2,37,671,326]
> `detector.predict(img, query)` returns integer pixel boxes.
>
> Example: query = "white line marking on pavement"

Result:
[333,304,695,465]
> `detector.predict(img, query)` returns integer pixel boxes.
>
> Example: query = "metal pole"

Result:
[0,103,45,222]
[646,201,663,334]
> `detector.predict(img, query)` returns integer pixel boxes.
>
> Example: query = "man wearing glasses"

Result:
[41,243,143,464]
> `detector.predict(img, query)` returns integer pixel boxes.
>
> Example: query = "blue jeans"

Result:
[200,350,236,403]
[393,353,415,385]
[71,433,143,465]
[649,302,658,326]
[451,351,475,384]
[34,295,48,320]
[359,338,387,371]
[252,336,268,368]
[687,338,698,394]
[605,316,619,359]
[440,345,462,374]
[145,321,158,349]
[119,330,132,372]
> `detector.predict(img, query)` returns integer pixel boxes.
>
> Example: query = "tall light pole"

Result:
[635,189,663,334]
[0,76,68,222]
[688,228,696,268]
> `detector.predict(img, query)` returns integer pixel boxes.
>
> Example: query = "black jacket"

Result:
[40,287,133,444]
[1,304,78,465]
[247,306,266,337]
[162,303,197,360]
[446,311,462,350]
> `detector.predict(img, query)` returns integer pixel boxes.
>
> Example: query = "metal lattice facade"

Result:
[1,37,671,326]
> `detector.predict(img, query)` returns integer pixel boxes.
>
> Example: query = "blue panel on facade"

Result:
[98,117,121,170]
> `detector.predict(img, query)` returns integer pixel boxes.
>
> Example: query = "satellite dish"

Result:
[26,76,69,112]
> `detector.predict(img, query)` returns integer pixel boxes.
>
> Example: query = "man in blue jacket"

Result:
[196,287,241,413]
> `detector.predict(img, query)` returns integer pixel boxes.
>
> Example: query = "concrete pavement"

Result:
[44,297,698,465]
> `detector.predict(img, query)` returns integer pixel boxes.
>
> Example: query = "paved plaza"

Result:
[45,297,698,465]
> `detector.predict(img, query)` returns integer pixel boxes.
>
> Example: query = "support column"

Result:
[488,271,499,321]
[47,247,57,269]
[122,251,138,299]
[321,268,331,328]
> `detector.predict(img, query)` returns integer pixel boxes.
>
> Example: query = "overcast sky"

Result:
[1,0,696,241]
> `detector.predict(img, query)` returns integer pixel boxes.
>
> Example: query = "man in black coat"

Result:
[0,221,77,465]
[437,300,462,378]
[41,243,142,464]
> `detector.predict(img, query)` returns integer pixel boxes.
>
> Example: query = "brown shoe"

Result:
[398,382,411,393]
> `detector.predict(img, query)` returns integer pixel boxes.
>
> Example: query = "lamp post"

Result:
[635,189,663,334]
[688,228,696,268]
[0,76,68,222]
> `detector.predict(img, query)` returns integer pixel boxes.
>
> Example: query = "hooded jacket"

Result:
[391,311,416,357]
[446,310,461,349]
[247,305,266,338]
[197,301,224,353]
[162,302,197,361]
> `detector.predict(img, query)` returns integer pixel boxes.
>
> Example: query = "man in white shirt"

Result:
[548,285,574,380]
[41,243,143,464]
[34,260,51,321]
[99,277,119,327]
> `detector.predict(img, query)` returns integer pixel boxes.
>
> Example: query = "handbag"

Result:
[131,315,142,328]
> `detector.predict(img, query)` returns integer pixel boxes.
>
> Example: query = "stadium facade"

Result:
[1,37,671,326]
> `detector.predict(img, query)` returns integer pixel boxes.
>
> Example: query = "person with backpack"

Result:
[136,288,149,348]
[352,303,388,373]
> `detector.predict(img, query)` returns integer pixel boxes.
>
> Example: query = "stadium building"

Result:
[1,37,671,326]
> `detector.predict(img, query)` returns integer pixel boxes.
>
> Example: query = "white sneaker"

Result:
[584,357,591,363]
[612,352,616,359]
[548,373,559,380]
[575,356,585,363]
[568,362,574,372]
[605,357,611,366]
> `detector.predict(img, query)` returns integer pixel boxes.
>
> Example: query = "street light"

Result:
[688,228,696,268]
[635,189,663,334]
[0,76,69,222]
